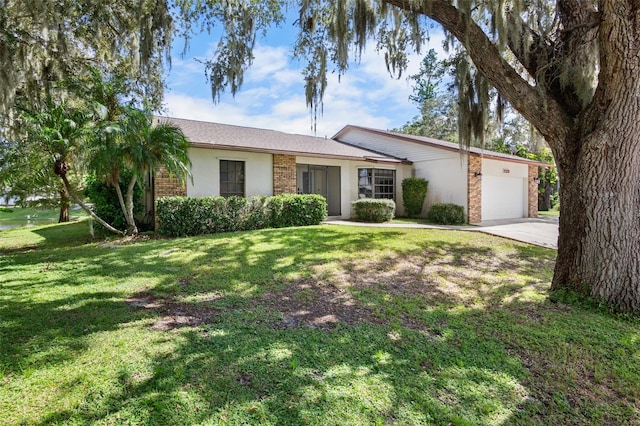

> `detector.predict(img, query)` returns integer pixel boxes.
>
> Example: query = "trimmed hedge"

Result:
[402,177,428,217]
[352,198,395,223]
[427,203,466,225]
[156,194,327,237]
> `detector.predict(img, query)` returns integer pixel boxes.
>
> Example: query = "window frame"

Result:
[219,159,245,197]
[358,167,396,200]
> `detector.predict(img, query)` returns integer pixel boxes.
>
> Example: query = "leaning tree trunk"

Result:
[54,159,124,236]
[124,175,138,236]
[113,178,137,235]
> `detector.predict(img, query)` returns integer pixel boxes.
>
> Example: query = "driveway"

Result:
[326,216,559,249]
[470,217,559,249]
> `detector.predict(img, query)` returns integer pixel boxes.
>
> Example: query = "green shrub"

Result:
[85,173,143,231]
[277,193,328,228]
[244,196,270,230]
[352,198,395,223]
[402,178,428,217]
[427,203,466,225]
[156,194,327,237]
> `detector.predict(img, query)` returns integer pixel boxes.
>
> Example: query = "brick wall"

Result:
[528,165,539,218]
[273,154,297,195]
[467,155,482,224]
[154,166,187,199]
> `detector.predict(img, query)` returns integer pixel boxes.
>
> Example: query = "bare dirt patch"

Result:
[256,278,383,330]
[127,291,216,331]
[127,248,552,334]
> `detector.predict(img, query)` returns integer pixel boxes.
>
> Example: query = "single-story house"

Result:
[151,117,547,224]
[151,117,413,219]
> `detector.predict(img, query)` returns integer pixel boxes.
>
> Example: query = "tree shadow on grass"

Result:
[35,311,529,425]
[1,226,405,376]
[34,297,640,426]
[3,224,637,425]
[0,221,94,254]
[0,292,153,375]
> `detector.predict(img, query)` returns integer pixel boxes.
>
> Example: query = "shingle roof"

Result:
[333,125,550,167]
[155,116,409,164]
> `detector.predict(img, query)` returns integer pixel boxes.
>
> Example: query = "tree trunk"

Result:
[124,175,138,235]
[550,0,640,314]
[552,121,640,314]
[380,0,640,314]
[113,178,137,235]
[54,160,124,235]
[539,182,552,211]
[58,189,70,223]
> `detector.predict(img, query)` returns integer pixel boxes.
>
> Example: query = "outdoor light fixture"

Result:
[474,172,483,178]
[533,176,541,184]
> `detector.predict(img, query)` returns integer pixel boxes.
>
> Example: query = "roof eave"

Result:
[337,125,551,167]
[188,142,407,164]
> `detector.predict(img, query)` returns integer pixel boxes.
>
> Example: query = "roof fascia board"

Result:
[188,142,406,165]
[334,125,550,167]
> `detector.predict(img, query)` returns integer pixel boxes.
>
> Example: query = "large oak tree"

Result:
[0,0,173,114]
[197,0,640,314]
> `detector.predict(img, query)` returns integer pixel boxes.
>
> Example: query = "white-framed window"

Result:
[358,168,395,200]
[220,160,245,197]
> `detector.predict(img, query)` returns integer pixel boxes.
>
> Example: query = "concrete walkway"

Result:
[325,216,559,249]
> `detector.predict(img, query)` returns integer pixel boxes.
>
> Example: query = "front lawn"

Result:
[1,222,637,425]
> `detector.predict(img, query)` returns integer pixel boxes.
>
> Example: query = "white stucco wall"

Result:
[337,127,538,221]
[338,128,468,215]
[296,156,411,218]
[482,158,528,178]
[338,128,456,162]
[413,155,468,215]
[187,147,409,219]
[187,148,273,197]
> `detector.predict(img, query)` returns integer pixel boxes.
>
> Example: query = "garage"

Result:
[481,175,526,221]
[332,125,548,224]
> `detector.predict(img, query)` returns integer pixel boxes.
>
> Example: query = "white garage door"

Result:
[481,175,525,221]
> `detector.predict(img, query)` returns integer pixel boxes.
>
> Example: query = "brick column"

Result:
[273,154,297,195]
[154,166,187,198]
[528,165,539,218]
[153,166,187,230]
[467,155,482,224]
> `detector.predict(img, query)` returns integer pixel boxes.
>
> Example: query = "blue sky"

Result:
[163,17,447,137]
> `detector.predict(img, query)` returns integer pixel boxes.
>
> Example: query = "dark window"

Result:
[358,168,395,200]
[220,160,245,197]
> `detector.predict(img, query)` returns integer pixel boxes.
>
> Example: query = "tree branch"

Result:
[503,12,551,81]
[383,0,572,146]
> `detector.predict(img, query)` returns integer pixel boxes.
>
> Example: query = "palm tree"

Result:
[116,108,191,235]
[84,69,191,235]
[19,100,124,234]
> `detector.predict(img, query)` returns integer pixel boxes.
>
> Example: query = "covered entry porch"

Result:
[296,164,341,216]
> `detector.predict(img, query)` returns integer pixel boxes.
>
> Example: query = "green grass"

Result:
[1,222,638,425]
[391,217,443,226]
[538,210,560,218]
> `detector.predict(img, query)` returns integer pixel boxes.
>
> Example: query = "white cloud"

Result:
[164,32,450,136]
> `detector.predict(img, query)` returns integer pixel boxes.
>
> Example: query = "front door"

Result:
[296,164,341,216]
